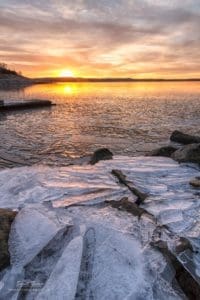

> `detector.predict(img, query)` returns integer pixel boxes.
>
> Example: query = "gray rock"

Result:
[189,177,200,188]
[172,143,200,164]
[151,146,177,157]
[105,197,149,218]
[90,148,113,165]
[170,130,200,145]
[0,208,17,271]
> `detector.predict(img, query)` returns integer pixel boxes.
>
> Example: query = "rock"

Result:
[172,143,200,164]
[111,169,148,205]
[151,146,177,157]
[175,237,193,254]
[90,148,113,165]
[170,130,200,145]
[189,177,200,188]
[105,197,150,218]
[0,208,17,271]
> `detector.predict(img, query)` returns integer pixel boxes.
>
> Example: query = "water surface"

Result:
[0,81,200,166]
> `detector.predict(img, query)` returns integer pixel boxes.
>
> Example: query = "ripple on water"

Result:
[0,81,200,166]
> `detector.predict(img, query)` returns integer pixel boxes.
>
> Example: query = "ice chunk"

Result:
[9,207,65,267]
[0,166,64,209]
[158,209,183,225]
[88,225,153,299]
[0,267,24,300]
[36,236,83,300]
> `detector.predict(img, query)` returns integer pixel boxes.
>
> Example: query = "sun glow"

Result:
[59,69,75,77]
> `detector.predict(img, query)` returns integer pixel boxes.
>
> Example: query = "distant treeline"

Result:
[0,63,22,76]
[33,77,200,84]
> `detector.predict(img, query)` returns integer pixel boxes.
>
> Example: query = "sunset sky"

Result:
[0,0,199,78]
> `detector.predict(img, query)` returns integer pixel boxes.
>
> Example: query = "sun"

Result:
[59,69,75,77]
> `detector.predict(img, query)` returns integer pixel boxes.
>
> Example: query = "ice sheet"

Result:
[0,155,199,298]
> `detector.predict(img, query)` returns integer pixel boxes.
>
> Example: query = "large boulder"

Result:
[90,148,113,165]
[170,130,200,145]
[0,208,17,271]
[172,143,200,164]
[151,146,177,157]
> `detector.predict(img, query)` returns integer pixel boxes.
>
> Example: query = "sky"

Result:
[0,0,199,78]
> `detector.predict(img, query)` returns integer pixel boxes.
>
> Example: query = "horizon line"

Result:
[31,76,200,83]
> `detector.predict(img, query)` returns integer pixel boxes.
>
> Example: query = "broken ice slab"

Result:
[36,236,83,300]
[88,225,152,299]
[158,209,184,225]
[0,163,135,210]
[0,267,25,300]
[9,206,72,268]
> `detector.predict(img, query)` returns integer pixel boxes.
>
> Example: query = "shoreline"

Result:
[0,130,200,170]
[0,78,33,90]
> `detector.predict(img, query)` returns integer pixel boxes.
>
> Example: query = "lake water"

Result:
[0,81,200,166]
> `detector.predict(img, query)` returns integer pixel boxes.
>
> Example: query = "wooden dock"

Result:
[0,99,55,112]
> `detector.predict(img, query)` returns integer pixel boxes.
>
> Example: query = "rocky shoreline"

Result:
[0,131,199,299]
[151,130,200,164]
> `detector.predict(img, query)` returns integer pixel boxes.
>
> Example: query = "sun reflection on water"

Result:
[24,81,200,100]
[63,85,76,95]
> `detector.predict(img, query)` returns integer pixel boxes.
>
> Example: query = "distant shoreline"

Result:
[0,75,33,90]
[32,77,200,84]
[0,75,200,91]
